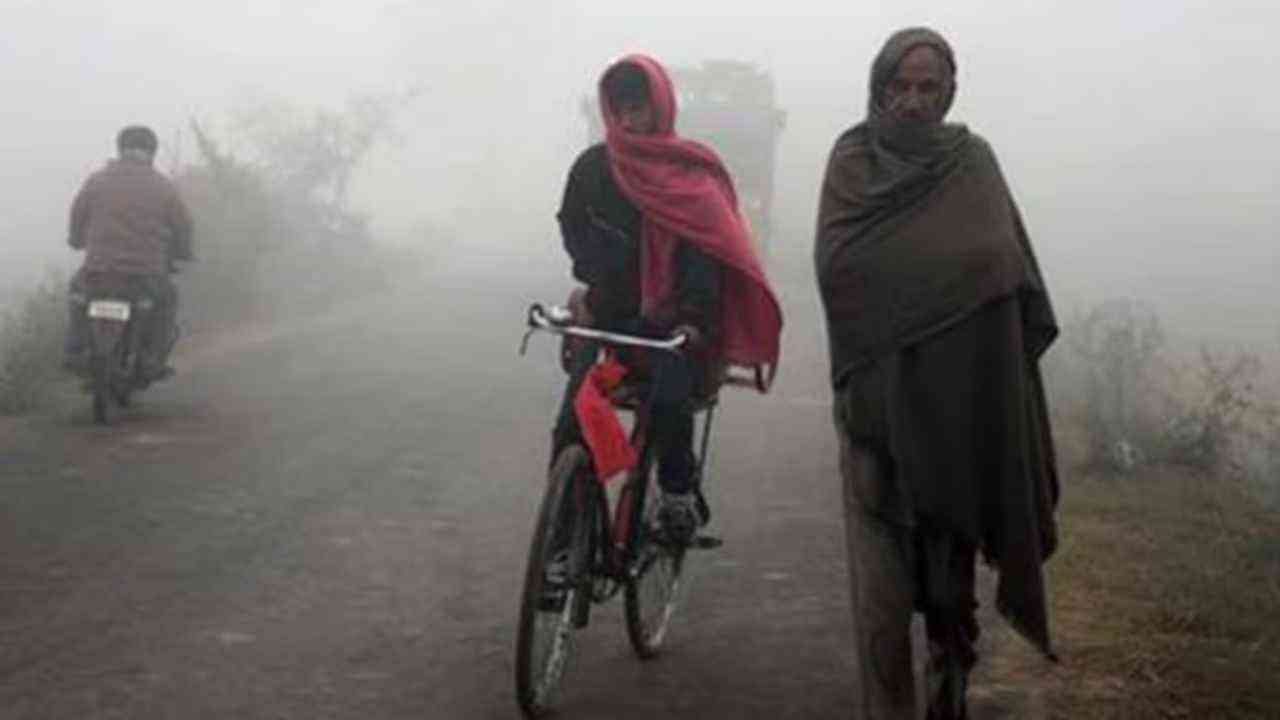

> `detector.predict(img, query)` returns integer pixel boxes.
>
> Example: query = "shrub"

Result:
[1058,299,1166,472]
[1159,347,1261,475]
[0,272,68,415]
[1050,298,1280,486]
[175,93,404,333]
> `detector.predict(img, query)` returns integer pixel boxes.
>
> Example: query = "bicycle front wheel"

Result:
[623,466,686,659]
[515,445,593,717]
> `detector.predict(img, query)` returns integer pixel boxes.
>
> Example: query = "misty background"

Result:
[2,5,1278,714]
[2,0,1277,347]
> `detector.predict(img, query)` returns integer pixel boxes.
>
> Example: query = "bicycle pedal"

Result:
[691,534,723,550]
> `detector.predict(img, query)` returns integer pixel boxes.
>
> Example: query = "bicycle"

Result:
[514,302,762,717]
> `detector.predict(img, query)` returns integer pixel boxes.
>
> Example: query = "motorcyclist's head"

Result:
[116,125,158,161]
[603,62,657,135]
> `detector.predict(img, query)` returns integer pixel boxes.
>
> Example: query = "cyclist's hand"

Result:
[567,286,594,326]
[559,287,596,373]
[672,324,703,352]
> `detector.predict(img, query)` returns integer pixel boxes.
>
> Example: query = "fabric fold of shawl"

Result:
[814,126,1056,387]
[815,26,1061,658]
[600,53,783,377]
[574,356,638,481]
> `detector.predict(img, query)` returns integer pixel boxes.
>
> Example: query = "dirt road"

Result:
[0,255,1044,718]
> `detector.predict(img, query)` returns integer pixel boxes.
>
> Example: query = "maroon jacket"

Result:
[68,155,193,276]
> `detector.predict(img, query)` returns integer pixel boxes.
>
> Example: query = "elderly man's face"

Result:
[883,45,951,124]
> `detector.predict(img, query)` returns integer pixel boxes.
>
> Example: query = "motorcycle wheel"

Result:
[91,354,114,425]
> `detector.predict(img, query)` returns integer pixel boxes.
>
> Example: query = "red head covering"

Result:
[599,54,783,374]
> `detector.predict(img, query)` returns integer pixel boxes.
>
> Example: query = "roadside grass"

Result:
[1038,467,1280,719]
[0,273,67,415]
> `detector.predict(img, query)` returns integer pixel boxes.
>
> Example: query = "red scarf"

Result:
[573,356,638,481]
[600,54,783,374]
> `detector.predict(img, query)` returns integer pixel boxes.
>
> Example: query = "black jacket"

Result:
[557,144,719,337]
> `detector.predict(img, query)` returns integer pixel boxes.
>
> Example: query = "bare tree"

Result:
[1065,298,1165,471]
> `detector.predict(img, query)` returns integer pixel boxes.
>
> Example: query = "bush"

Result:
[0,272,68,415]
[1058,299,1166,472]
[1050,298,1280,484]
[175,93,405,333]
[1159,347,1262,475]
[1246,402,1280,507]
[173,126,276,330]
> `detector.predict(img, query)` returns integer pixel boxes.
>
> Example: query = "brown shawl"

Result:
[818,28,1061,657]
[814,28,1056,387]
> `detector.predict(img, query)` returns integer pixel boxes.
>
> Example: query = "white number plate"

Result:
[88,300,131,321]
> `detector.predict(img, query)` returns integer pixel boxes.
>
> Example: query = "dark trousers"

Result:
[552,341,698,494]
[838,414,978,720]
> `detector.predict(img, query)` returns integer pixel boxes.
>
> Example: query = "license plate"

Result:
[88,300,131,321]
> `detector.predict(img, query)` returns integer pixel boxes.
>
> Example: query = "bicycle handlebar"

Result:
[522,303,688,354]
[520,302,773,393]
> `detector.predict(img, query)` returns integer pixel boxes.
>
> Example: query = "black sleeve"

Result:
[673,241,721,333]
[68,179,91,250]
[556,147,634,287]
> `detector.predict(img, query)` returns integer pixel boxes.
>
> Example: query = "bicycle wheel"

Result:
[515,445,594,717]
[623,464,686,659]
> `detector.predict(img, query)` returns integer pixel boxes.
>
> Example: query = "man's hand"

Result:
[672,324,704,353]
[567,286,594,326]
[561,286,595,373]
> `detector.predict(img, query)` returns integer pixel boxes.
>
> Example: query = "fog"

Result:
[3,5,1279,714]
[3,0,1277,343]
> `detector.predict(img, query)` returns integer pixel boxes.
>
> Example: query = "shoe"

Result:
[658,491,702,546]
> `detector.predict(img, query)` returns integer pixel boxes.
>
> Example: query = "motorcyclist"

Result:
[65,125,193,379]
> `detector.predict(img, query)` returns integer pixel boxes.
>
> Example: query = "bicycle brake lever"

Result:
[518,326,536,356]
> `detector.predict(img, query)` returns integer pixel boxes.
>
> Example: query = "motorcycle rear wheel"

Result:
[91,354,114,425]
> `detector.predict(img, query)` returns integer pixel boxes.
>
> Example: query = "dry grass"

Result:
[0,273,67,415]
[1040,467,1280,719]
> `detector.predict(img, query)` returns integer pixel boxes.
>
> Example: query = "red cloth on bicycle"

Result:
[574,356,638,481]
[600,54,783,374]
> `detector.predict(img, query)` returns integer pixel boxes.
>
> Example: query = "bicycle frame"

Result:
[565,389,716,630]
[605,398,717,571]
[522,302,716,596]
[515,301,725,713]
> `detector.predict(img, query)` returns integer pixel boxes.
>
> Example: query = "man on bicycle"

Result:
[553,54,782,544]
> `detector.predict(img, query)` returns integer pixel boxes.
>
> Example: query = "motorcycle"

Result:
[71,275,176,425]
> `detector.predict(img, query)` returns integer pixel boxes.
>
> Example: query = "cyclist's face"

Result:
[615,97,658,135]
[882,45,951,125]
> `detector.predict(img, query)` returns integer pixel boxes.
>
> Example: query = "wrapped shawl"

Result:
[601,54,783,377]
[815,28,1056,387]
[816,28,1060,657]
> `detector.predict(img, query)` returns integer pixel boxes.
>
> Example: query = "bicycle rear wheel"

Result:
[515,445,594,717]
[623,465,686,659]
